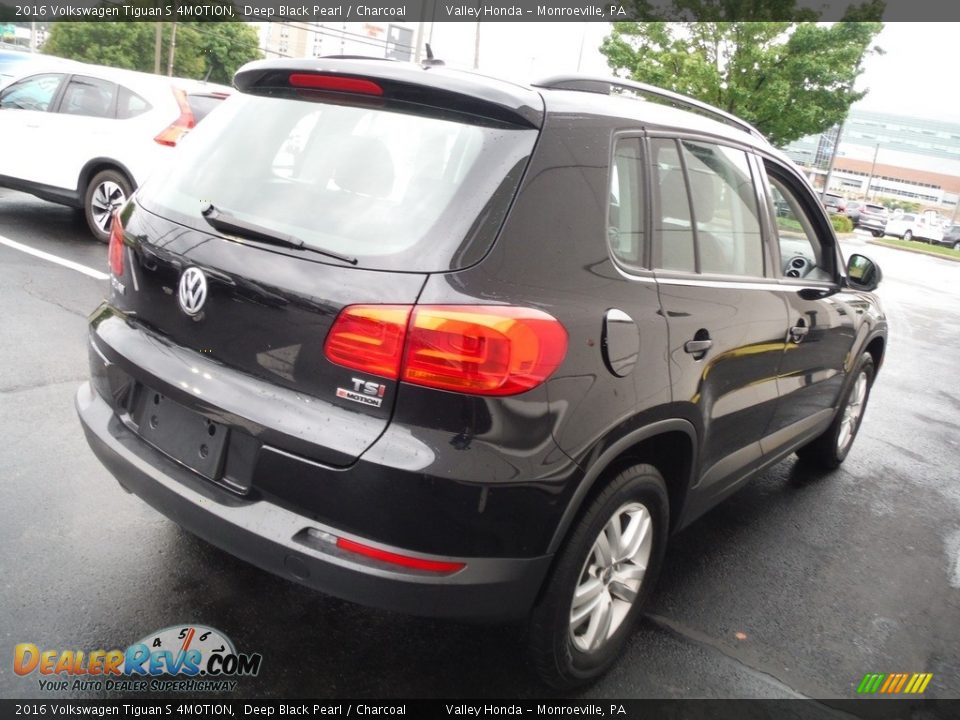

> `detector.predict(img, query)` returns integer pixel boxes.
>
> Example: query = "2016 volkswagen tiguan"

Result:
[77,58,887,688]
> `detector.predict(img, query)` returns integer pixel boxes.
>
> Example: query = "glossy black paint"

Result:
[78,60,888,619]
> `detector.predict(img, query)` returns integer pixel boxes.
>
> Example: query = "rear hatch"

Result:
[107,61,541,467]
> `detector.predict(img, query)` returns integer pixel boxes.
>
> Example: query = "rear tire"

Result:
[953,241,960,251]
[903,230,913,241]
[797,353,875,470]
[527,464,668,689]
[83,169,132,243]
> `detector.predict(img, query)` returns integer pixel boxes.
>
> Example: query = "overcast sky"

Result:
[430,22,960,124]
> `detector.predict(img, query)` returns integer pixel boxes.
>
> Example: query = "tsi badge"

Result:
[337,378,387,408]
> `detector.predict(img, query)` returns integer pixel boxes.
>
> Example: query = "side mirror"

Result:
[846,253,882,292]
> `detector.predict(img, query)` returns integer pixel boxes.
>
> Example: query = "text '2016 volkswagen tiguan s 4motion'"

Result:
[77,59,887,688]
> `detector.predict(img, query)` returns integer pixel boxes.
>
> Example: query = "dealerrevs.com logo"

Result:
[14,624,262,693]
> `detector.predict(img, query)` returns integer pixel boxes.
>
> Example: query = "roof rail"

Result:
[533,74,766,142]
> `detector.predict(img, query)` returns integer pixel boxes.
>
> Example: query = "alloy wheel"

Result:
[837,370,868,453]
[90,181,126,234]
[569,502,652,653]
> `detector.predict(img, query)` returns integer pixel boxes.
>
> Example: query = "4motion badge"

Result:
[336,378,387,408]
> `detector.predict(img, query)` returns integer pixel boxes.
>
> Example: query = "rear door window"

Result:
[59,75,117,118]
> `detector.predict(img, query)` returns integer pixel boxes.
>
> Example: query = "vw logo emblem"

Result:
[178,267,208,316]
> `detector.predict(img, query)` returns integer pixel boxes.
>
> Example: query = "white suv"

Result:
[884,212,944,243]
[0,63,230,242]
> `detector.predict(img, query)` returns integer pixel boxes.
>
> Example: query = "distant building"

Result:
[256,22,419,63]
[783,108,960,213]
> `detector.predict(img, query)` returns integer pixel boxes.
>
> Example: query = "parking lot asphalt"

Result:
[1,188,957,700]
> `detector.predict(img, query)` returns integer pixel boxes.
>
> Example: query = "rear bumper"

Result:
[76,382,552,621]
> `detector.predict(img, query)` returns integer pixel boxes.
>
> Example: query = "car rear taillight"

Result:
[324,304,568,396]
[154,87,196,147]
[323,305,411,379]
[288,73,384,96]
[108,213,124,276]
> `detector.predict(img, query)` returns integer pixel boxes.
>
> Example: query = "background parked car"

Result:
[844,199,862,223]
[0,63,231,242]
[821,192,847,214]
[935,223,960,250]
[853,202,889,237]
[884,212,944,243]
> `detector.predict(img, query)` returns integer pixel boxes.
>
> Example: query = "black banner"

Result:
[1,0,960,23]
[1,700,960,719]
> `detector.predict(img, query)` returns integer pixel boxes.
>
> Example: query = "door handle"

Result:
[684,339,713,354]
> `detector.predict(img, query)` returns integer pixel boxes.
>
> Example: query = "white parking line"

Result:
[0,234,109,280]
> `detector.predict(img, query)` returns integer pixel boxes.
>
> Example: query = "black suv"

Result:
[77,59,887,688]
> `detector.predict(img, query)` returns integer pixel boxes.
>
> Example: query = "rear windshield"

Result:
[137,92,537,272]
[186,92,226,123]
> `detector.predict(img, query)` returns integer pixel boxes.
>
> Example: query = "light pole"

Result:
[864,143,880,201]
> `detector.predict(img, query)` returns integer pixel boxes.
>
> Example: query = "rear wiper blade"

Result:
[201,203,357,265]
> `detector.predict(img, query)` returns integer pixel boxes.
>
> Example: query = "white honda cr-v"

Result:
[0,62,231,242]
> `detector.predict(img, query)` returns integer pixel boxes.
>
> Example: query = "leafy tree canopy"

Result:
[43,17,261,85]
[601,1,885,145]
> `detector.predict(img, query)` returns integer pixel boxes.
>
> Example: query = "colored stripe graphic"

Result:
[857,672,932,694]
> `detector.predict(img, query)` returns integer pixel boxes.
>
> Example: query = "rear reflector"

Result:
[288,73,384,96]
[324,304,568,396]
[154,87,196,147]
[336,537,465,574]
[108,213,124,276]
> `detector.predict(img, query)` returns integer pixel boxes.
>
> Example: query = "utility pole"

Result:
[820,123,844,201]
[473,21,480,69]
[166,22,178,77]
[864,143,879,201]
[154,24,162,74]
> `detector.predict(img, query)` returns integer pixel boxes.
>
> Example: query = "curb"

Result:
[865,239,960,263]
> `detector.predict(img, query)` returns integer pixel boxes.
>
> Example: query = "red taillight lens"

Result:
[288,73,384,96]
[154,87,196,147]
[404,306,568,395]
[323,305,412,380]
[108,213,124,276]
[324,304,568,396]
[335,537,465,574]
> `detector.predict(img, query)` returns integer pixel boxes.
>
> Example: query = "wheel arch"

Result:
[547,419,698,555]
[865,334,886,373]
[77,159,138,199]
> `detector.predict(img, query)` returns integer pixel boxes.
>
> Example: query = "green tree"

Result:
[43,20,261,85]
[600,2,884,145]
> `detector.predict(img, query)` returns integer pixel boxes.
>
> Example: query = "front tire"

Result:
[903,230,913,241]
[527,464,668,689]
[83,169,132,243]
[797,353,875,470]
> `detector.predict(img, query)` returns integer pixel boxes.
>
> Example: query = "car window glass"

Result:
[117,85,151,119]
[765,175,832,280]
[608,138,645,267]
[681,141,764,277]
[0,73,63,111]
[60,76,117,118]
[650,138,695,272]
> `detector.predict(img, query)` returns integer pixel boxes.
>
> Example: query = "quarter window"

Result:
[60,76,117,118]
[608,138,645,267]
